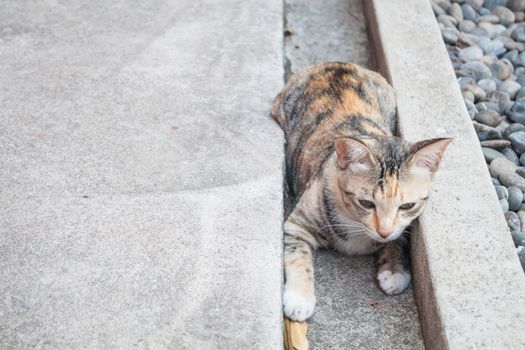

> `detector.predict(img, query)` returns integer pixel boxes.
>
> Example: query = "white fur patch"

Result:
[377,270,411,295]
[283,288,316,322]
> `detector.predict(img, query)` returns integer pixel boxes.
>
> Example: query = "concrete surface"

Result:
[308,252,423,350]
[366,0,525,348]
[284,0,373,75]
[0,0,284,348]
[284,1,423,348]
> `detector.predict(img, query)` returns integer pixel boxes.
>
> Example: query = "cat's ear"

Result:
[408,138,452,172]
[335,138,374,171]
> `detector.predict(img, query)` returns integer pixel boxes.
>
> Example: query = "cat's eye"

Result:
[399,202,416,210]
[358,199,375,209]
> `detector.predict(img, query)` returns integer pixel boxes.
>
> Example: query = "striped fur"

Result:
[272,62,451,321]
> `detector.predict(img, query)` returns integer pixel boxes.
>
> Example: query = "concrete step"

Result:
[283,0,423,348]
[0,0,284,348]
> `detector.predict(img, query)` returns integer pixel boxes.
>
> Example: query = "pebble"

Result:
[459,61,493,80]
[432,1,447,16]
[478,14,501,24]
[520,152,525,165]
[459,46,483,61]
[442,28,459,44]
[516,166,525,177]
[508,186,524,210]
[500,171,525,191]
[482,147,506,162]
[476,110,503,126]
[499,80,522,98]
[449,3,464,21]
[516,87,525,100]
[509,0,525,12]
[508,131,525,154]
[489,157,518,177]
[478,78,498,95]
[493,6,516,26]
[503,50,519,66]
[512,27,525,42]
[493,91,513,112]
[490,59,514,80]
[518,211,525,231]
[480,139,512,149]
[502,147,520,164]
[501,198,510,212]
[493,177,502,185]
[512,231,525,246]
[463,83,487,101]
[438,14,458,29]
[465,99,477,119]
[506,211,521,231]
[459,20,477,33]
[518,247,525,270]
[495,185,509,199]
[461,3,477,20]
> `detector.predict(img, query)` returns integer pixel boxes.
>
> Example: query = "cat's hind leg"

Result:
[283,220,317,322]
[376,232,411,295]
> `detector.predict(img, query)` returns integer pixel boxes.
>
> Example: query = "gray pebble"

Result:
[490,59,514,80]
[512,27,525,42]
[503,50,519,66]
[475,109,502,126]
[483,39,505,56]
[458,46,483,61]
[479,7,491,16]
[490,157,518,177]
[518,211,525,231]
[509,131,525,154]
[518,52,525,67]
[516,87,525,101]
[478,14,500,24]
[492,177,502,185]
[459,61,492,80]
[520,152,525,165]
[478,78,498,95]
[501,198,510,212]
[432,1,447,16]
[507,40,525,52]
[462,90,475,103]
[482,147,506,162]
[502,147,520,165]
[517,247,525,271]
[494,91,513,113]
[495,185,509,200]
[459,20,477,33]
[438,14,458,28]
[516,166,525,177]
[499,80,522,99]
[504,123,525,139]
[465,100,477,119]
[480,139,512,149]
[508,186,524,211]
[506,211,521,231]
[461,3,477,20]
[442,28,459,44]
[511,99,525,124]
[448,3,464,21]
[511,231,525,246]
[509,0,525,12]
[493,6,515,26]
[500,171,525,191]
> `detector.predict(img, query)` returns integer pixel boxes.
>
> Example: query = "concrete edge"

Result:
[364,0,525,349]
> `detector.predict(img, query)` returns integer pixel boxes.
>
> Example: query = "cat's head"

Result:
[333,136,452,243]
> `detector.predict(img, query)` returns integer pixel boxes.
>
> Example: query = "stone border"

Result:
[364,0,525,348]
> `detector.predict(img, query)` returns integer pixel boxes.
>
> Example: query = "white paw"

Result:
[283,288,316,321]
[377,270,411,295]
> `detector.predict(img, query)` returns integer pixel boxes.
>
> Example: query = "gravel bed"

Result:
[433,0,525,270]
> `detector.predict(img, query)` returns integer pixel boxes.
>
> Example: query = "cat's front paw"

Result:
[377,270,411,295]
[283,288,316,321]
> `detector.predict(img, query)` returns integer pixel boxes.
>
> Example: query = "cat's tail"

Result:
[270,91,286,130]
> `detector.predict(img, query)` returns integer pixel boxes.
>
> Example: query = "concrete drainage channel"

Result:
[284,0,525,348]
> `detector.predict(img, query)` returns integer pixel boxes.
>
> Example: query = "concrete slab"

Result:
[309,252,423,350]
[0,0,284,348]
[283,0,423,348]
[366,0,525,348]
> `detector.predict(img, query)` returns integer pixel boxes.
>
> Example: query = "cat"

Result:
[271,62,451,321]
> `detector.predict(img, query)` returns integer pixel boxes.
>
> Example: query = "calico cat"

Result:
[271,62,451,321]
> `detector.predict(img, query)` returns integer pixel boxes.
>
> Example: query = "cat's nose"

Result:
[377,228,392,238]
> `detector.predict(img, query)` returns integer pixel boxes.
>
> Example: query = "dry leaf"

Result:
[368,299,382,309]
[284,317,309,350]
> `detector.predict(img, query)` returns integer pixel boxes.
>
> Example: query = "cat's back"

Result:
[271,62,397,210]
